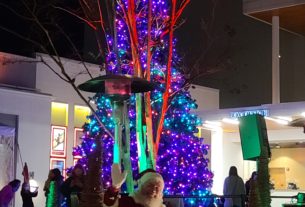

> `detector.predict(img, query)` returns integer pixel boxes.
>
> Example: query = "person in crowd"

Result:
[223,166,246,207]
[0,179,21,207]
[61,164,84,207]
[104,163,166,207]
[21,182,38,207]
[245,171,257,205]
[44,168,64,207]
[21,162,38,207]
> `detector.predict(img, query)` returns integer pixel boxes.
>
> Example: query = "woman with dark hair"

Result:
[43,168,64,207]
[0,179,21,207]
[223,166,245,207]
[60,164,85,207]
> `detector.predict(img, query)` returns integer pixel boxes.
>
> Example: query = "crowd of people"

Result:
[0,163,85,207]
[0,163,168,207]
[0,164,257,207]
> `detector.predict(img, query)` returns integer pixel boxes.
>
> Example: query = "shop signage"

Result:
[230,109,269,118]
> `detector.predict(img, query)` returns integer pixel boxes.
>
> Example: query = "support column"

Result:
[272,16,280,104]
[211,128,223,195]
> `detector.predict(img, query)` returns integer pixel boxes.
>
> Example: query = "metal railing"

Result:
[162,194,302,207]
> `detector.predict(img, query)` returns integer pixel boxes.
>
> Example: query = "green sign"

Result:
[238,114,269,160]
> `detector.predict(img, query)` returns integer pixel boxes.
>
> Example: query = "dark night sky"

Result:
[0,0,84,57]
[1,0,305,108]
[0,0,239,64]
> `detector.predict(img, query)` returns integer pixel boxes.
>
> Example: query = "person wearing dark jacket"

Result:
[21,162,38,207]
[60,164,84,207]
[21,182,38,207]
[245,171,257,206]
[44,168,64,207]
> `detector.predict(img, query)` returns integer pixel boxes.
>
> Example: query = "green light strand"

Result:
[136,94,147,172]
[123,101,134,193]
[46,181,56,207]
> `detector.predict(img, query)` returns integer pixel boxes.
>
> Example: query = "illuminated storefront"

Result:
[197,102,305,206]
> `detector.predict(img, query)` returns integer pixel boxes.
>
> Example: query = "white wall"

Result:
[35,53,102,104]
[0,52,102,207]
[0,87,52,207]
[189,84,220,192]
[189,84,219,111]
[35,54,102,167]
[211,130,245,195]
[222,132,245,180]
[210,128,224,195]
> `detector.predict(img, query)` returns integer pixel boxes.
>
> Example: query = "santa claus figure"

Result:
[104,164,166,207]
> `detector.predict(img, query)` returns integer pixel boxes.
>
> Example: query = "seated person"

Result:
[104,164,165,207]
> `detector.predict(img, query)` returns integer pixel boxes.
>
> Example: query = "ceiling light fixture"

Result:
[222,118,239,125]
[276,116,292,122]
[205,120,222,127]
[202,123,222,131]
[265,117,289,125]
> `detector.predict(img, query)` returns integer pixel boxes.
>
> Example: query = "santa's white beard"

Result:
[133,191,164,207]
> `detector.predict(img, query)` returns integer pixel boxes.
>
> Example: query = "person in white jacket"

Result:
[223,166,246,207]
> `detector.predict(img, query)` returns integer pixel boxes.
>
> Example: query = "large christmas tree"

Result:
[73,0,213,206]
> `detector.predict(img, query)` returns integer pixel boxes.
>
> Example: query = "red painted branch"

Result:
[127,0,142,77]
[155,0,177,156]
[174,0,190,23]
[146,0,152,82]
[97,0,111,53]
[144,0,156,162]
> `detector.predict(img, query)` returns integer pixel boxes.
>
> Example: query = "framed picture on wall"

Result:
[74,128,83,158]
[74,128,84,147]
[50,157,66,178]
[51,126,67,157]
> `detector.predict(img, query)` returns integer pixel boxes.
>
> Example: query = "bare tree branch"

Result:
[22,0,61,60]
[53,5,97,30]
[55,24,93,79]
[0,2,34,21]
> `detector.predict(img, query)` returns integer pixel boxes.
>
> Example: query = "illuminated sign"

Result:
[230,109,269,118]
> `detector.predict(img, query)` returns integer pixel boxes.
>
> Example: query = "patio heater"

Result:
[78,74,155,206]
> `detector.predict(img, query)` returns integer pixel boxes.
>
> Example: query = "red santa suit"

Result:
[104,165,165,207]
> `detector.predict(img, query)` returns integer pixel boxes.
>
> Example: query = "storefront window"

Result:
[269,145,305,190]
